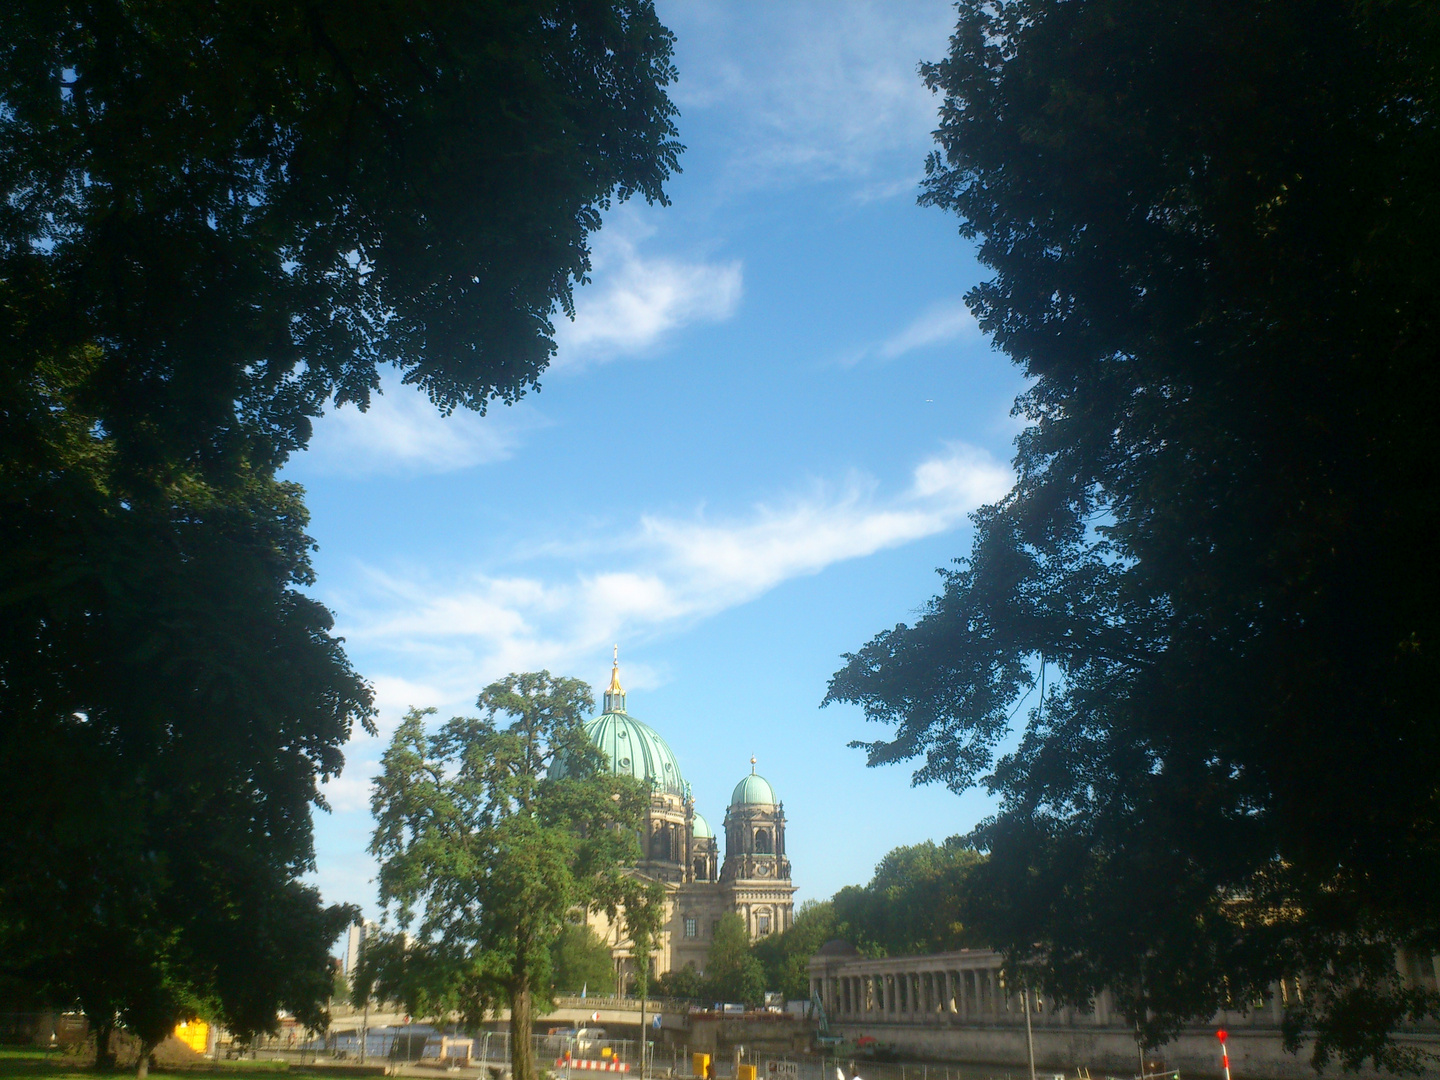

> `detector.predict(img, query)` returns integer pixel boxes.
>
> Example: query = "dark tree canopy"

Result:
[1,0,682,466]
[0,0,680,1061]
[827,0,1440,1070]
[0,413,368,1071]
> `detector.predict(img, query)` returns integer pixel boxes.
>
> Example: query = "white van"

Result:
[574,1027,607,1051]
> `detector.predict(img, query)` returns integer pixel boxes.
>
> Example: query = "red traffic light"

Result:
[1215,1030,1228,1042]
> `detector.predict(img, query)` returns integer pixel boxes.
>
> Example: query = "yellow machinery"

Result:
[172,1020,209,1054]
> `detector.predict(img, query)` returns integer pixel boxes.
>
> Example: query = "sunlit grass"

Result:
[0,1049,369,1080]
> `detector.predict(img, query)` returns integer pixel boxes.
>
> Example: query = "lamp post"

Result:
[1021,983,1037,1080]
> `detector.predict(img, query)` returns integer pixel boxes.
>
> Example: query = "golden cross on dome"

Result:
[750,756,757,774]
[608,644,623,695]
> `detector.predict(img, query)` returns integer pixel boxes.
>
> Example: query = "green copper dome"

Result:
[730,771,777,807]
[692,813,714,840]
[580,709,688,798]
[552,652,688,798]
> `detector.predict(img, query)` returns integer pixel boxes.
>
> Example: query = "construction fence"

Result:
[682,1048,1068,1080]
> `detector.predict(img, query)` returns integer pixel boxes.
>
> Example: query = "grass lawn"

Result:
[0,1050,367,1080]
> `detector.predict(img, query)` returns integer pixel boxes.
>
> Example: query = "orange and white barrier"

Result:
[556,1059,630,1072]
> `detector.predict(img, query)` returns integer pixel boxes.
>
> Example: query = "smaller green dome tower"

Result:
[721,756,791,900]
[730,770,778,807]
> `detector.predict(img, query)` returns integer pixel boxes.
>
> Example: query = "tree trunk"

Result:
[136,1039,156,1080]
[510,977,534,1080]
[92,1016,115,1072]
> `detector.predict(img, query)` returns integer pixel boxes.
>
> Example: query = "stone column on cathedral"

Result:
[684,795,694,884]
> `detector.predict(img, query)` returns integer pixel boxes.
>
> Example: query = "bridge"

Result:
[329,997,684,1033]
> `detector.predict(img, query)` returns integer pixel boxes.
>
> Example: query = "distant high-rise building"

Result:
[343,919,379,985]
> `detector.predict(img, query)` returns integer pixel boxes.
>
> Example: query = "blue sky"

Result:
[288,0,1030,921]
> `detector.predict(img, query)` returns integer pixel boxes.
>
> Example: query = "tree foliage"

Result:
[551,923,618,997]
[752,840,986,1001]
[0,390,365,1070]
[0,0,680,1059]
[702,914,765,1008]
[1,0,681,462]
[368,674,662,1080]
[826,0,1440,1069]
[752,901,837,1003]
[654,963,706,1003]
[350,927,472,1024]
[830,839,984,958]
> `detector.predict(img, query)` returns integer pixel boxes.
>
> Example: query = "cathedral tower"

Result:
[720,757,796,938]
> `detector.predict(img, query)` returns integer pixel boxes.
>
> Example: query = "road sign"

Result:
[765,1061,800,1080]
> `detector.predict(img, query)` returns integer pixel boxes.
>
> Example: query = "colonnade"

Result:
[808,950,1071,1027]
[807,949,1354,1032]
[813,965,1021,1024]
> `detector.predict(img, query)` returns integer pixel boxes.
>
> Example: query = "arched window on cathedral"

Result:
[755,828,773,854]
[693,857,708,881]
[650,824,670,861]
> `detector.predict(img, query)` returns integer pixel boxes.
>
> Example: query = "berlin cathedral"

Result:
[565,653,797,982]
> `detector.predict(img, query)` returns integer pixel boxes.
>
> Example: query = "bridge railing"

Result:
[552,995,697,1015]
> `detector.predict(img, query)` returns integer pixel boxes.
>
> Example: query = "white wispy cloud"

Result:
[318,765,377,815]
[834,298,980,368]
[329,444,1012,708]
[554,224,743,367]
[879,299,979,359]
[304,375,540,476]
[663,1,955,193]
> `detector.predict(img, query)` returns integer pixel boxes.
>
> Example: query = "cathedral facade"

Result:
[569,656,796,983]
